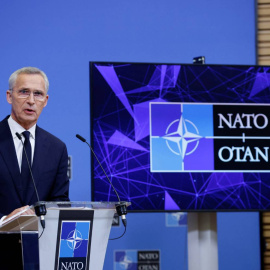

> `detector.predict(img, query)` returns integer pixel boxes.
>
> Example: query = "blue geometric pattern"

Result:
[91,63,270,210]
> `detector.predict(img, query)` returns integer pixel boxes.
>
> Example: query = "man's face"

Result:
[6,73,49,130]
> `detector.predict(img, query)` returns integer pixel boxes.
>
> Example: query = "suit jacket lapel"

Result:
[0,117,24,205]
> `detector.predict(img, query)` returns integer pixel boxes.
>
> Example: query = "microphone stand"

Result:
[76,134,128,231]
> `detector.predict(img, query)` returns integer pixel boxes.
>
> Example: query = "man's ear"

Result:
[6,90,12,104]
[43,95,49,108]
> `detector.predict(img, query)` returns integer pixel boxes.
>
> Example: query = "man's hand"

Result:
[4,205,35,221]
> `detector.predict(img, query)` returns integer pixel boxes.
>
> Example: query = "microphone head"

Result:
[76,134,86,143]
[15,132,22,140]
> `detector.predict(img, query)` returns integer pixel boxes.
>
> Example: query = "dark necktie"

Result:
[21,131,32,200]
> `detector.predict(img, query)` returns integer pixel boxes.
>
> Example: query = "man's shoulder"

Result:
[36,126,66,148]
[0,116,10,131]
[0,116,10,125]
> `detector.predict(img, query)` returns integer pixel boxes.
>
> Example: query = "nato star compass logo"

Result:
[150,103,214,172]
[67,229,83,250]
[119,255,133,269]
[163,115,201,159]
[115,250,137,270]
[166,212,187,226]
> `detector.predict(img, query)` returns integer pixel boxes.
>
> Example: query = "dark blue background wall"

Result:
[0,1,260,269]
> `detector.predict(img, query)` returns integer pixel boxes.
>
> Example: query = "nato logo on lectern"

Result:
[57,221,91,270]
[150,103,270,172]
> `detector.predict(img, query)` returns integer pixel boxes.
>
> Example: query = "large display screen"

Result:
[90,62,270,211]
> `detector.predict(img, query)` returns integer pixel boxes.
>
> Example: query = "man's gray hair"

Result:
[9,67,49,92]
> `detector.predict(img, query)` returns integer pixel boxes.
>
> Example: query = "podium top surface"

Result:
[0,201,131,232]
[34,201,131,209]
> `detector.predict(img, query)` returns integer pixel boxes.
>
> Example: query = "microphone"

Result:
[16,132,47,229]
[76,134,128,228]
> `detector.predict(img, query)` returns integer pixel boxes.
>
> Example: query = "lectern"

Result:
[0,201,130,270]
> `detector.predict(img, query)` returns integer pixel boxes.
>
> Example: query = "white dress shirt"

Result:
[7,115,36,170]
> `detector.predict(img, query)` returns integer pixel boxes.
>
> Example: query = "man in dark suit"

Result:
[0,67,70,269]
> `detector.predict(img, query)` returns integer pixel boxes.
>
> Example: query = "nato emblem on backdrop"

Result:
[114,250,137,270]
[150,103,270,172]
[166,212,187,227]
[114,250,160,270]
[57,221,91,270]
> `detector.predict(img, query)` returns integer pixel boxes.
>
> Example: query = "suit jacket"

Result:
[0,116,69,218]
